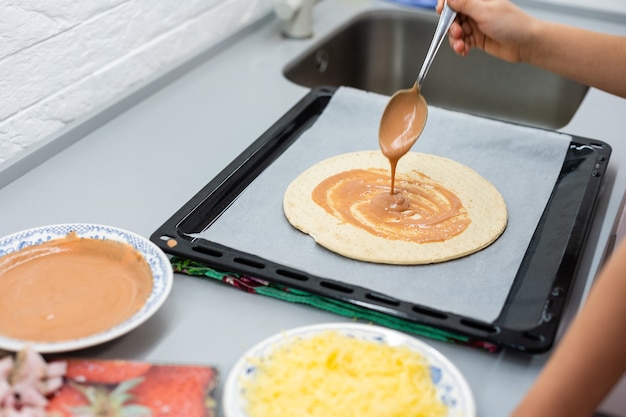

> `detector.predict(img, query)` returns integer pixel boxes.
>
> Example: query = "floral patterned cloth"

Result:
[170,256,500,353]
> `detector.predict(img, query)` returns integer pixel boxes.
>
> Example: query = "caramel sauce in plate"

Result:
[0,232,153,342]
[312,168,470,243]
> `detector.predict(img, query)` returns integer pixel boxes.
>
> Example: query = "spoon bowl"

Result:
[378,83,428,160]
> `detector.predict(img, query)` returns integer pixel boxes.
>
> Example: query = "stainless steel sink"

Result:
[284,9,588,129]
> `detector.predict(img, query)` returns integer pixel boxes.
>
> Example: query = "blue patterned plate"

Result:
[0,223,173,353]
[224,322,476,417]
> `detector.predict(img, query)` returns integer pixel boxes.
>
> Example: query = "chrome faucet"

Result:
[273,0,314,38]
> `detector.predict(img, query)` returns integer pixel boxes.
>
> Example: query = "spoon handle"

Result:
[416,2,457,90]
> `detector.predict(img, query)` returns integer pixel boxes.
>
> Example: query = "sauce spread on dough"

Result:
[0,232,153,342]
[312,168,470,242]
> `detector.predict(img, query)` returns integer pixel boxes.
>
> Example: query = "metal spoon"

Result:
[416,1,457,91]
[379,2,457,161]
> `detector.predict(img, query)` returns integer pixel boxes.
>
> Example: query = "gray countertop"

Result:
[1,1,625,416]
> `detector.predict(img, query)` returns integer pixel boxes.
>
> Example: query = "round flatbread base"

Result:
[283,151,507,265]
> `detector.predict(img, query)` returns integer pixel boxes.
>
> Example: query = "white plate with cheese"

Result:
[223,322,476,417]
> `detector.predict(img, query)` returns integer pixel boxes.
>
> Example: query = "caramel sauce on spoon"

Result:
[378,83,428,197]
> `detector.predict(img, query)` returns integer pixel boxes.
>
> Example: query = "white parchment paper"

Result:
[199,87,572,323]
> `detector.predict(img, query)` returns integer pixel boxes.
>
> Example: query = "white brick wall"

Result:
[0,0,273,165]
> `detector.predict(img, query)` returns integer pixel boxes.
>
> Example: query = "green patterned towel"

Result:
[171,256,499,353]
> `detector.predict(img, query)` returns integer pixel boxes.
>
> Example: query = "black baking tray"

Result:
[151,86,611,353]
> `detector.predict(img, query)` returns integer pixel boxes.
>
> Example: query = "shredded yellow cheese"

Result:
[243,330,448,417]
